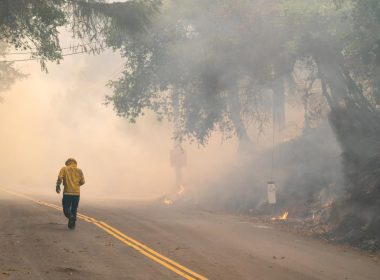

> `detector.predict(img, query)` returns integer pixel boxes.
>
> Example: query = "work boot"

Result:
[68,218,75,229]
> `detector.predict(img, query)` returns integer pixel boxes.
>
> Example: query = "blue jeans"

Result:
[62,195,80,221]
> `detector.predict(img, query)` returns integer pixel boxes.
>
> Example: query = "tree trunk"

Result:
[227,90,253,150]
[271,76,286,131]
[313,42,380,247]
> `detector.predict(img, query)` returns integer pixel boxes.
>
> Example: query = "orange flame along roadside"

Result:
[163,198,173,205]
[271,211,289,221]
[163,185,186,206]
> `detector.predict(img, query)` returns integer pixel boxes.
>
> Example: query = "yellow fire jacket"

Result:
[56,162,85,195]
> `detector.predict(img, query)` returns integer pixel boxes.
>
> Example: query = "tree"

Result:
[0,42,25,102]
[0,0,159,70]
[105,0,380,245]
[106,0,288,146]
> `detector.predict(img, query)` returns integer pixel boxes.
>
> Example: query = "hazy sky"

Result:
[0,42,242,200]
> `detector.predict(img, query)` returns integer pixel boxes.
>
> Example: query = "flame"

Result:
[271,211,289,221]
[163,185,186,206]
[163,198,173,205]
[177,185,185,196]
[279,211,289,220]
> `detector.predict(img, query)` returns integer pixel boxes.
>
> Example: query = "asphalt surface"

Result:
[0,190,379,280]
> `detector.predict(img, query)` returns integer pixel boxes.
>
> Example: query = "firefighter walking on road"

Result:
[56,158,85,229]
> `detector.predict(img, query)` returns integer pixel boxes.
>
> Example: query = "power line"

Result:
[0,50,88,63]
[3,42,97,55]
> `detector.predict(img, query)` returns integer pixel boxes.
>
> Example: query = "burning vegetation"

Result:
[271,212,289,221]
[162,185,187,206]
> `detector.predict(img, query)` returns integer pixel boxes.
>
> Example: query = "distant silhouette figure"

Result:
[56,158,85,229]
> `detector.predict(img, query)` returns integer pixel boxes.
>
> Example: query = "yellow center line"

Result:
[98,221,208,280]
[0,189,208,280]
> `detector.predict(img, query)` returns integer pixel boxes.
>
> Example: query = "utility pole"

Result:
[170,144,187,191]
[170,89,187,192]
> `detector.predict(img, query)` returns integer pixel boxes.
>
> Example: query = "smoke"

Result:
[0,45,340,208]
[0,1,344,211]
[197,119,344,216]
[0,45,242,200]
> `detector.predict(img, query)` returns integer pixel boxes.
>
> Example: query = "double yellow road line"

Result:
[0,189,208,280]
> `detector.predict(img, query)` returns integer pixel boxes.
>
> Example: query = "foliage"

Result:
[107,0,289,144]
[107,0,379,143]
[0,0,67,68]
[0,42,26,101]
[0,0,159,70]
[105,1,380,248]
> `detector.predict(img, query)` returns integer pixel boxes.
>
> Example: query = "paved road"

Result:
[0,190,379,280]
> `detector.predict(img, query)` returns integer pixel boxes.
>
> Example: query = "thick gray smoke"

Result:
[0,49,342,210]
[0,1,343,211]
[0,45,242,200]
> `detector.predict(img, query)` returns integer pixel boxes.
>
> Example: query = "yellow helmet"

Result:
[65,158,77,166]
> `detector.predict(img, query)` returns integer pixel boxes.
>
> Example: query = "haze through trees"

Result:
[104,0,380,246]
[0,0,379,248]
